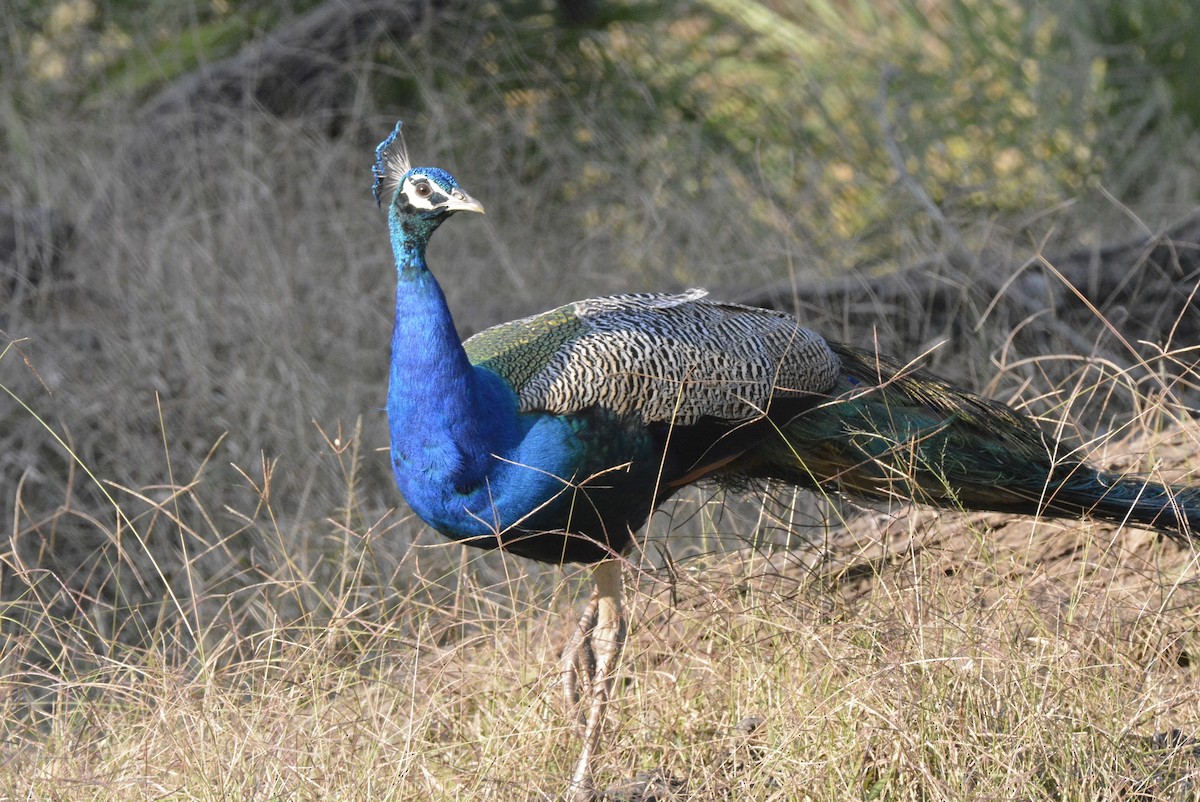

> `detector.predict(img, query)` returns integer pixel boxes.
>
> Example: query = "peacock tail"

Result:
[744,343,1200,539]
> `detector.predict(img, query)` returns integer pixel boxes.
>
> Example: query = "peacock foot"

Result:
[558,560,626,802]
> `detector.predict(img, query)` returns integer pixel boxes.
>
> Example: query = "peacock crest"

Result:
[372,120,411,207]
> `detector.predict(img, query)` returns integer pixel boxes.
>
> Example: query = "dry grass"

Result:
[4,465,1200,800]
[3,365,1199,800]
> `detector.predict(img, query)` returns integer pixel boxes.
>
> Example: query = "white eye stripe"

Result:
[403,175,441,209]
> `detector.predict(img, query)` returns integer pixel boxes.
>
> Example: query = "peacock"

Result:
[371,121,1199,799]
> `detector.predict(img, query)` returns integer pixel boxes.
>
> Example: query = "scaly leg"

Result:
[563,559,626,802]
[560,594,599,733]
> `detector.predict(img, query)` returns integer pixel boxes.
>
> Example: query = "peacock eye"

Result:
[413,180,433,198]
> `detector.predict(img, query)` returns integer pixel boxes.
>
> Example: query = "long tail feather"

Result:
[740,343,1199,542]
[1040,471,1200,539]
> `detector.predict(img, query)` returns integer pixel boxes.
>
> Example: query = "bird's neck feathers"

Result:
[388,206,440,277]
[386,220,510,490]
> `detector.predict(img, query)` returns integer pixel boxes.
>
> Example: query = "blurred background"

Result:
[2,0,1199,673]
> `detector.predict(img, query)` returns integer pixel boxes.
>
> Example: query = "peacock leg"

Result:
[560,594,599,733]
[565,559,626,802]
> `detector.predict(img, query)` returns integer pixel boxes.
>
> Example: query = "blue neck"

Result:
[386,213,495,489]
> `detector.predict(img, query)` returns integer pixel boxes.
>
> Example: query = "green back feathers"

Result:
[465,302,589,392]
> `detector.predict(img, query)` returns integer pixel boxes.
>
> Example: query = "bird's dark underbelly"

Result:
[492,453,672,564]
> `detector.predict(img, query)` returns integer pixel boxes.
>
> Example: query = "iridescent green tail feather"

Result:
[740,343,1200,541]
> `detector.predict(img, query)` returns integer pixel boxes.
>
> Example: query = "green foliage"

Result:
[356,0,1200,281]
[7,0,1199,272]
[1069,0,1200,196]
[1079,0,1200,129]
[3,0,325,104]
[104,11,261,97]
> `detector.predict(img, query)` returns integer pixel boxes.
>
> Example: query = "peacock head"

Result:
[372,121,484,238]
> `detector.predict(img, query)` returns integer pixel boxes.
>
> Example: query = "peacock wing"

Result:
[464,290,841,425]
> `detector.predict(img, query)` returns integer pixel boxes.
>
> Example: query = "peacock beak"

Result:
[446,189,485,215]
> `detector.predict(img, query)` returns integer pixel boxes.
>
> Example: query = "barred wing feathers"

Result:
[464,290,841,425]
